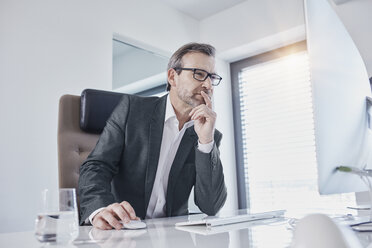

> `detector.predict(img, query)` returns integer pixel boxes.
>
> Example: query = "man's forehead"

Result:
[181,52,216,70]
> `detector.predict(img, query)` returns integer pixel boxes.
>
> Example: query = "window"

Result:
[231,41,355,212]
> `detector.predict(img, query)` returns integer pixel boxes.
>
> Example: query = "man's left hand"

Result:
[189,91,216,144]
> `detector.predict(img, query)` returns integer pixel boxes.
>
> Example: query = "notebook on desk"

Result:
[175,210,286,228]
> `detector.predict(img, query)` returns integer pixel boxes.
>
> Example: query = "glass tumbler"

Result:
[34,188,79,244]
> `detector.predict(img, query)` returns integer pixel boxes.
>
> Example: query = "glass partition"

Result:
[112,39,169,96]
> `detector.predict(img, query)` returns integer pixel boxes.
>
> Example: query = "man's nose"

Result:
[202,76,213,89]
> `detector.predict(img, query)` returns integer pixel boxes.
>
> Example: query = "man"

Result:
[78,43,227,230]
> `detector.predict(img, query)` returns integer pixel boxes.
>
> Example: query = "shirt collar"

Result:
[165,94,176,123]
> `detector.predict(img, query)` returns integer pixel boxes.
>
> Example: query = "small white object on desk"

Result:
[291,213,362,248]
[120,220,147,229]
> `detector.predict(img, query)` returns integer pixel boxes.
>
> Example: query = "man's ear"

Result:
[167,68,177,88]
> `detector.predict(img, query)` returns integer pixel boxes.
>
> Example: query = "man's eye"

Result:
[195,71,207,77]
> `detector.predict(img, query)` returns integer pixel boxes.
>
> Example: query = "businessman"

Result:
[78,43,227,230]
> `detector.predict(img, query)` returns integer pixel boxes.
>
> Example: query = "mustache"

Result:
[195,90,212,96]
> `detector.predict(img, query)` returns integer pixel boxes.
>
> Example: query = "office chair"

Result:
[291,213,362,248]
[57,89,124,210]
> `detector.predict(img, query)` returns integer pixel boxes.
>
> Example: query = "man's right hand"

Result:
[92,201,140,230]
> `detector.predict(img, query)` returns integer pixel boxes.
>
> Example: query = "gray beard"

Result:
[177,89,200,108]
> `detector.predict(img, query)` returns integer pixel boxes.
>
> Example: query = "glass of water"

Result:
[35,188,79,244]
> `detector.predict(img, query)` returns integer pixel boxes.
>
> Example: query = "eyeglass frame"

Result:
[173,67,222,86]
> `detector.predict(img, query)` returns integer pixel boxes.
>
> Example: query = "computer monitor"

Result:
[304,0,372,194]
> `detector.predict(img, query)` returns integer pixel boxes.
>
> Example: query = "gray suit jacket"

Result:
[78,94,227,224]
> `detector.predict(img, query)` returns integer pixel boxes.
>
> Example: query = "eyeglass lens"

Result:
[193,69,221,85]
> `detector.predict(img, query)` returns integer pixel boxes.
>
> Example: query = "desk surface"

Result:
[1,209,372,248]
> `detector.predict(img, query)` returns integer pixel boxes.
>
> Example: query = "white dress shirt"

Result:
[88,95,213,223]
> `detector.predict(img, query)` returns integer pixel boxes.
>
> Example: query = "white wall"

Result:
[0,0,198,233]
[200,0,305,56]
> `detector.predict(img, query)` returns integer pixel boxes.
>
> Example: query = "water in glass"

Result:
[34,188,79,244]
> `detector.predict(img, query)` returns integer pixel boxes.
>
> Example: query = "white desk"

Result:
[1,209,372,248]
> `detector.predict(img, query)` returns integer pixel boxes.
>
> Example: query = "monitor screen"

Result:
[305,0,372,194]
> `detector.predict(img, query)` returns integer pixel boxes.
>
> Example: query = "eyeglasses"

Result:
[174,67,222,86]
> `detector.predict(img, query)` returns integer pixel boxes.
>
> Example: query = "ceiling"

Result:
[157,0,247,20]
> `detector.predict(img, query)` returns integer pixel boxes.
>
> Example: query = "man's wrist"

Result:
[199,136,213,144]
[88,207,105,224]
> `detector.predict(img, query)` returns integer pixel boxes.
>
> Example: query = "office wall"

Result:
[200,0,305,56]
[0,0,198,233]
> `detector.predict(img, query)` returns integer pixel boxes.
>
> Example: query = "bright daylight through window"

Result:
[237,50,355,213]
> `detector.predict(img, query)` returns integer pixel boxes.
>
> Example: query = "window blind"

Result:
[237,50,355,213]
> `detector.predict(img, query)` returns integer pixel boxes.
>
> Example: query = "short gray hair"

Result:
[166,42,216,91]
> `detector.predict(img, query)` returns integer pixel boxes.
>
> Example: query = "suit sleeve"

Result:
[194,131,227,215]
[78,96,130,225]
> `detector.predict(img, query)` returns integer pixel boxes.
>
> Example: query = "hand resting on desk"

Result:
[92,201,140,230]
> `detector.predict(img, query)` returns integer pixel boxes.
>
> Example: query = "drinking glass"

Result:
[34,188,79,244]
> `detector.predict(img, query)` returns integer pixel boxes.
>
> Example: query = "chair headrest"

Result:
[80,89,124,133]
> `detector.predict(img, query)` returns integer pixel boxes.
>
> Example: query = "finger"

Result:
[93,216,112,230]
[189,106,201,117]
[112,204,130,223]
[189,104,205,117]
[191,108,207,121]
[192,113,205,122]
[120,201,137,220]
[191,107,213,121]
[101,211,123,230]
[201,91,212,108]
[192,110,209,121]
[92,214,113,230]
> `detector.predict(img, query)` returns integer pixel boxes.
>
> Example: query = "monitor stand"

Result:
[337,166,372,231]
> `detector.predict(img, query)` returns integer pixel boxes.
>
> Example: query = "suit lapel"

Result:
[144,95,167,212]
[166,126,197,215]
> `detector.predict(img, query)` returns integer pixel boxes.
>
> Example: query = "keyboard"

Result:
[175,210,286,227]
